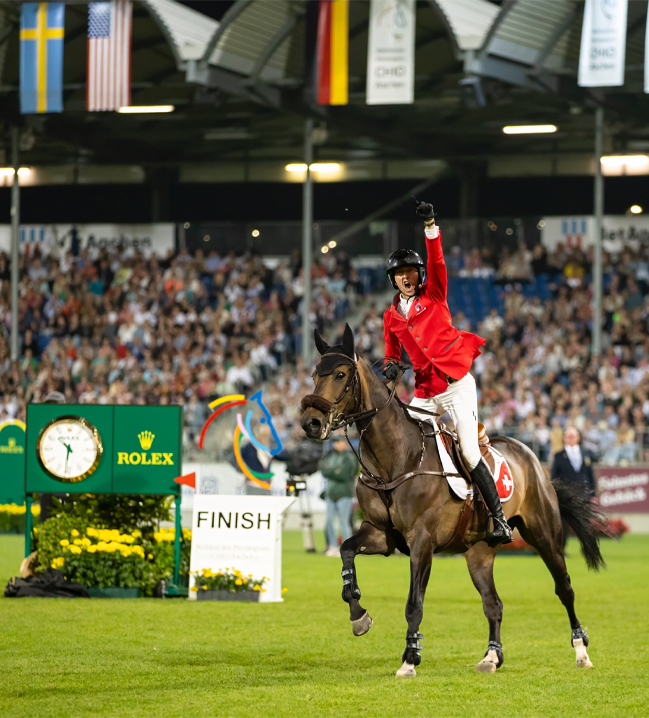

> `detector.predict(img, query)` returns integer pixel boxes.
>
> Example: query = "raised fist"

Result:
[415,200,435,222]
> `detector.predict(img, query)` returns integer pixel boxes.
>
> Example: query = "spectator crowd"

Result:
[1,232,649,467]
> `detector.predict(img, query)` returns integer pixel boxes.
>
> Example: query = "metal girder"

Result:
[479,0,519,54]
[199,0,254,70]
[426,1,461,59]
[186,60,281,108]
[246,9,304,90]
[531,2,581,75]
[464,52,530,87]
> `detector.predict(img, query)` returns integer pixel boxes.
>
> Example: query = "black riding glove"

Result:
[414,199,435,223]
[383,361,400,382]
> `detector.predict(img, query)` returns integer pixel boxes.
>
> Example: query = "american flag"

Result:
[87,1,132,111]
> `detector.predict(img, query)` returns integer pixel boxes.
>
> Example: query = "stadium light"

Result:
[502,125,557,134]
[600,155,649,168]
[0,167,31,176]
[285,163,341,173]
[251,229,260,237]
[309,163,340,172]
[630,205,643,214]
[321,246,329,253]
[118,105,175,114]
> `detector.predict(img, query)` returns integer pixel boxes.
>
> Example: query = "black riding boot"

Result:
[470,459,513,547]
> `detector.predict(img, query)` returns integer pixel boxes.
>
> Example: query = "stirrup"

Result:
[486,515,513,547]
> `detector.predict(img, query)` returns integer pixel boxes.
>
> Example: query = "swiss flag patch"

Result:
[488,448,514,502]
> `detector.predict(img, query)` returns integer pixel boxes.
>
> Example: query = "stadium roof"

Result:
[0,0,648,183]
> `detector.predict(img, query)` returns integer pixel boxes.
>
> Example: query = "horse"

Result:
[300,325,605,677]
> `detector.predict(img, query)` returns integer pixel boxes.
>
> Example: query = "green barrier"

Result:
[0,420,26,505]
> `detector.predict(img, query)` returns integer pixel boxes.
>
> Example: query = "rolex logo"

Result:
[138,431,155,450]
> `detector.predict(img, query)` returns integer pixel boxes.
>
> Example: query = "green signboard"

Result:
[0,420,26,504]
[25,405,183,495]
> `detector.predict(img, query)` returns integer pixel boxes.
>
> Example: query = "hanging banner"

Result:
[645,3,649,93]
[366,0,415,105]
[20,2,65,114]
[578,0,628,87]
[316,0,349,105]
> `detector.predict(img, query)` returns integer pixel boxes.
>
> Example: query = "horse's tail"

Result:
[550,477,606,571]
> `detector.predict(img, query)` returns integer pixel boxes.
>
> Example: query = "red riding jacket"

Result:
[383,228,485,398]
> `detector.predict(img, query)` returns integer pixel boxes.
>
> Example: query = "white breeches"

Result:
[409,372,481,471]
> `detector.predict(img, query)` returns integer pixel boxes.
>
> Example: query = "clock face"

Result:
[36,416,103,483]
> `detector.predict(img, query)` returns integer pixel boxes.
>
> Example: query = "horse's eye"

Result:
[336,372,345,380]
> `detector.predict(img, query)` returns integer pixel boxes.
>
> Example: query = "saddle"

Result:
[434,422,493,553]
[439,422,495,481]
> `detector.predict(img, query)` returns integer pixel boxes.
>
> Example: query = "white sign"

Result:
[189,495,295,603]
[540,215,649,261]
[578,0,628,87]
[0,223,175,258]
[366,0,415,105]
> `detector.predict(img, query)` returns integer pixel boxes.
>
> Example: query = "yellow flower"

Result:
[87,545,97,554]
[81,538,91,547]
[261,589,267,593]
[86,528,97,537]
[235,579,243,586]
[131,530,141,538]
[190,586,198,592]
[282,588,288,594]
[253,585,260,591]
[60,539,69,547]
[201,585,207,590]
[147,554,153,560]
[71,529,80,537]
[248,574,253,578]
[69,545,82,554]
[73,538,82,546]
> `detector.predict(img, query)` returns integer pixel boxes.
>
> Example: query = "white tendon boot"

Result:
[572,628,593,668]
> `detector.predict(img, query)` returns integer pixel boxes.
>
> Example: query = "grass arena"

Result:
[2,532,647,718]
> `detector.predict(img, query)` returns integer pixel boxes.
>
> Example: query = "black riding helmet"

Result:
[385,249,425,291]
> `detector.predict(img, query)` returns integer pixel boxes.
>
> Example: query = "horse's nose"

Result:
[301,412,322,437]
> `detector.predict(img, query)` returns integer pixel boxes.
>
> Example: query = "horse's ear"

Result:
[342,324,355,358]
[314,329,330,356]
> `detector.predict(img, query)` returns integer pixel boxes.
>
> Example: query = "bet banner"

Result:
[578,0,628,87]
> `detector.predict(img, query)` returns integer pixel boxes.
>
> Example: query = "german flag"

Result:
[316,0,348,105]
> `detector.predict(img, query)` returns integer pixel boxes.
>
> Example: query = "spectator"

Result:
[319,436,359,557]
[550,427,596,549]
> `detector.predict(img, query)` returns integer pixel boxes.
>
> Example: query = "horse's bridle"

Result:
[301,353,453,483]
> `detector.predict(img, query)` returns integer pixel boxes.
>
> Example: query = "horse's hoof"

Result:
[476,658,497,673]
[351,611,373,636]
[396,662,416,678]
[573,638,593,668]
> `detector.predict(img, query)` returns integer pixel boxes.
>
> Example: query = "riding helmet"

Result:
[385,248,425,291]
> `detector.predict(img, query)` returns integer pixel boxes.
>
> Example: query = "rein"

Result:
[302,354,462,485]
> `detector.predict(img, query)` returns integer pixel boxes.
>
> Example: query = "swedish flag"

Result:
[20,3,65,114]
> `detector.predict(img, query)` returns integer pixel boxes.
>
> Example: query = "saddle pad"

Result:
[484,445,514,502]
[432,421,470,500]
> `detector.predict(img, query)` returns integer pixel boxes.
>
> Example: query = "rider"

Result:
[382,199,513,546]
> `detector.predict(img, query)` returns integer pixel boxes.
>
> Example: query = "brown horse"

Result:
[301,325,605,676]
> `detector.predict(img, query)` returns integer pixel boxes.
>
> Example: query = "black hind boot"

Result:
[471,459,513,547]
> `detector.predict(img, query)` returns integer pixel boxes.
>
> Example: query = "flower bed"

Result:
[0,503,40,533]
[191,568,268,599]
[38,518,192,596]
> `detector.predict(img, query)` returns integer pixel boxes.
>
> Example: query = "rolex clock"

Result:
[36,416,103,483]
